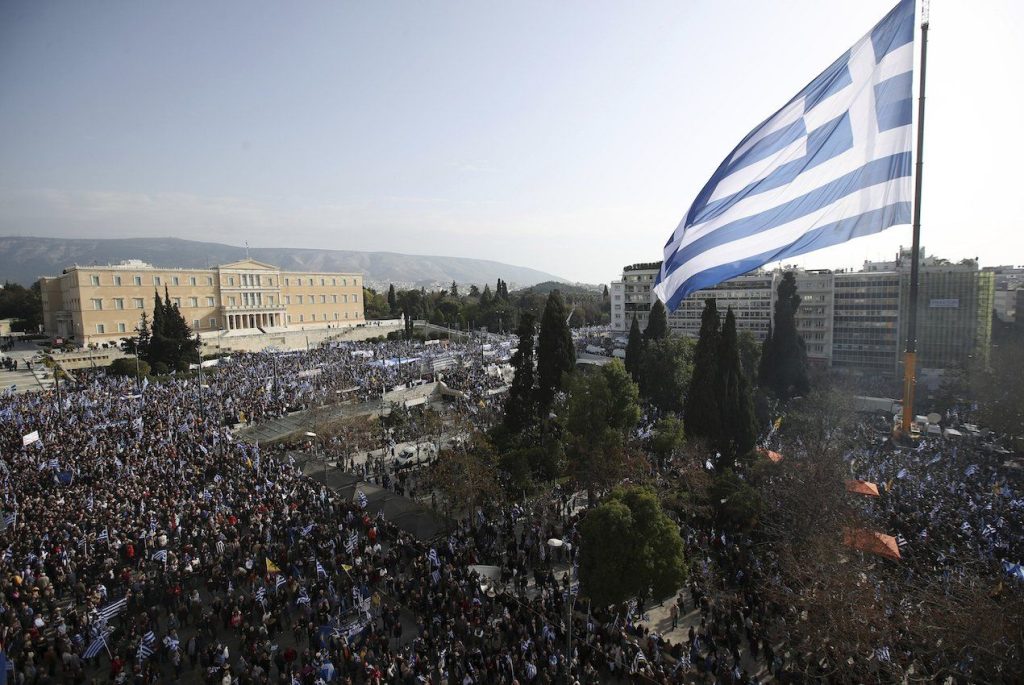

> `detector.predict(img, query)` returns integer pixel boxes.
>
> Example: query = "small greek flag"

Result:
[982,524,997,538]
[255,587,267,603]
[137,643,154,661]
[346,531,358,554]
[2,547,12,563]
[965,464,979,477]
[163,636,179,652]
[96,528,108,543]
[316,560,327,578]
[428,548,440,568]
[2,512,15,528]
[142,631,155,646]
[431,569,441,585]
[82,631,110,659]
[276,575,287,591]
[152,549,168,563]
[98,596,128,621]
[296,588,311,606]
[357,490,368,509]
[876,646,891,662]
[895,534,907,548]
[301,523,315,537]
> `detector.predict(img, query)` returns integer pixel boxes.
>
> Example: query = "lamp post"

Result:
[547,537,576,670]
[305,431,326,484]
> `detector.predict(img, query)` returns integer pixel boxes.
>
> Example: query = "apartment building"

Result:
[40,258,364,346]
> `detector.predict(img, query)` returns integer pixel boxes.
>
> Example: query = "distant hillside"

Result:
[0,236,564,289]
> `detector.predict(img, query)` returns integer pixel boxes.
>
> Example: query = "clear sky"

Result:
[1,1,1020,284]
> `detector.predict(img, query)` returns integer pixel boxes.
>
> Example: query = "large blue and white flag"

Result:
[655,0,915,310]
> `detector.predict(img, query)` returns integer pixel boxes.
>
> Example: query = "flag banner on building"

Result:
[654,0,915,310]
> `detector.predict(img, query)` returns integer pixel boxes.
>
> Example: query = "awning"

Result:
[842,528,901,560]
[845,480,880,497]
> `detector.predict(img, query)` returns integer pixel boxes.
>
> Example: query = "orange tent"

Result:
[842,528,901,560]
[757,448,783,463]
[845,480,880,497]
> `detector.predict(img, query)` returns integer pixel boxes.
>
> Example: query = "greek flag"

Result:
[142,631,155,646]
[296,588,311,606]
[276,575,287,591]
[316,560,327,578]
[654,0,915,309]
[255,587,267,603]
[431,569,441,585]
[152,549,168,563]
[137,642,154,661]
[357,490,368,509]
[3,512,15,528]
[96,528,108,543]
[300,523,315,537]
[98,596,128,621]
[895,534,907,548]
[346,531,358,554]
[428,547,440,568]
[82,630,110,659]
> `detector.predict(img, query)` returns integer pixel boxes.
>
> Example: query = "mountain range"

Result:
[0,236,565,290]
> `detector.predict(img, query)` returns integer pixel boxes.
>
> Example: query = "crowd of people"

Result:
[2,332,1022,684]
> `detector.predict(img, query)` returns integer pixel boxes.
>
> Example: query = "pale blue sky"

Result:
[1,1,1020,283]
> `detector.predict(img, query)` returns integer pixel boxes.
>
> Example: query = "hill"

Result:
[0,236,564,289]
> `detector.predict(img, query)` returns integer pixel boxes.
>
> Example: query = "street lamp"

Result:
[547,537,577,669]
[305,431,327,484]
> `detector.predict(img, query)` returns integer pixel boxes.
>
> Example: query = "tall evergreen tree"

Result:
[480,284,493,306]
[716,308,758,459]
[684,299,722,446]
[450,280,459,298]
[535,290,575,414]
[759,272,810,399]
[624,316,643,382]
[504,313,537,435]
[387,284,397,314]
[644,300,669,341]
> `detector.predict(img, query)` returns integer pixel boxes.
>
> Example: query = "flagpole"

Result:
[901,2,929,436]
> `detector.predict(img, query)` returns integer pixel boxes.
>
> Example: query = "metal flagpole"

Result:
[901,2,929,436]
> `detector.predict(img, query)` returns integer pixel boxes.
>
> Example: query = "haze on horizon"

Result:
[1,0,1020,285]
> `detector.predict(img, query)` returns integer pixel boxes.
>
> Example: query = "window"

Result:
[172,276,180,286]
[96,324,105,334]
[209,317,217,328]
[114,275,122,286]
[134,276,142,286]
[267,278,273,286]
[320,295,326,304]
[228,277,235,286]
[206,297,215,306]
[133,298,144,309]
[341,278,347,286]
[285,278,290,286]
[171,297,181,307]
[296,295,303,304]
[256,275,261,286]
[190,276,197,286]
[207,277,214,286]
[189,297,198,308]
[352,294,358,303]
[334,312,339,320]
[154,276,162,286]
[192,319,200,330]
[320,278,325,286]
[284,296,291,305]
[229,296,236,306]
[117,322,126,333]
[332,295,337,303]
[90,275,100,286]
[287,315,292,323]
[91,298,103,310]
[299,314,304,322]
[114,298,124,310]
[353,278,359,287]
[268,295,274,305]
[345,311,349,319]
[308,278,314,286]
[332,278,336,286]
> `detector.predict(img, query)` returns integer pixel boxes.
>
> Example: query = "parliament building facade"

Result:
[40,259,365,346]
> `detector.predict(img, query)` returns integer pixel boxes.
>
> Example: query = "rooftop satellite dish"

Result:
[927,413,941,425]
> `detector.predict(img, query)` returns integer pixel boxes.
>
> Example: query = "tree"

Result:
[108,357,150,378]
[716,308,758,459]
[450,280,459,298]
[0,281,42,332]
[624,316,643,382]
[684,299,722,446]
[564,361,640,500]
[737,331,761,383]
[397,289,421,339]
[760,272,809,399]
[143,289,199,372]
[644,299,669,341]
[362,287,390,319]
[639,337,694,414]
[387,284,398,314]
[709,468,762,533]
[427,435,501,519]
[579,487,686,607]
[479,284,493,307]
[651,415,685,469]
[504,313,537,436]
[535,290,575,414]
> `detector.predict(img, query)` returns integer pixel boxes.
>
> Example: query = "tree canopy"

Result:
[536,290,575,415]
[578,487,687,607]
[759,271,809,400]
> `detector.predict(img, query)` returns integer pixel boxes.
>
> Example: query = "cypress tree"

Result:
[644,300,669,341]
[480,284,493,307]
[716,308,758,459]
[387,284,397,314]
[624,316,643,382]
[504,313,537,435]
[536,290,575,414]
[684,299,722,445]
[761,272,809,399]
[450,280,459,298]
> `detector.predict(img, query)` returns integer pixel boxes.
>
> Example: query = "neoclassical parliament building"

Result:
[40,258,365,346]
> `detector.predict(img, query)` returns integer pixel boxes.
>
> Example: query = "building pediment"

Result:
[219,259,279,271]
